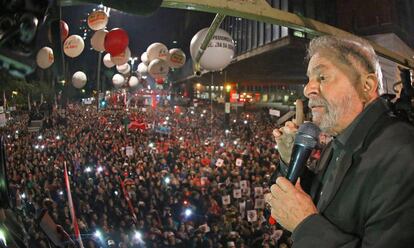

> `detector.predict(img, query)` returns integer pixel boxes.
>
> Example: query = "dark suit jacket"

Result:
[291,98,414,248]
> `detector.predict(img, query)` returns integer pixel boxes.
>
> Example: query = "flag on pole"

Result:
[119,176,137,224]
[64,162,84,248]
[3,91,6,110]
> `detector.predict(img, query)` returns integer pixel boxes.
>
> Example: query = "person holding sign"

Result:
[265,35,414,247]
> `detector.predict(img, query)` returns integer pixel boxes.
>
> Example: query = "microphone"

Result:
[265,122,320,225]
[286,122,320,184]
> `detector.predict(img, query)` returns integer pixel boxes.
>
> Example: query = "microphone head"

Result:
[294,122,321,148]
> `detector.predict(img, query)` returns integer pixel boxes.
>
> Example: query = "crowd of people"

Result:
[2,101,291,248]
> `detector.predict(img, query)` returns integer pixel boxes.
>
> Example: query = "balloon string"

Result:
[211,72,214,161]
[59,4,66,83]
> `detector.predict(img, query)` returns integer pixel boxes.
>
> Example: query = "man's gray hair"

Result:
[307,35,384,94]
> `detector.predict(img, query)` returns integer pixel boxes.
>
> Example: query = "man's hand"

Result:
[273,121,298,163]
[265,177,318,232]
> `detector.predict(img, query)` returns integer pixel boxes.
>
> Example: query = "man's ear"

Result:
[361,73,379,101]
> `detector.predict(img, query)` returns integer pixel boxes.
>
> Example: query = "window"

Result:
[258,21,264,46]
[252,20,258,49]
[281,0,288,37]
[247,20,252,50]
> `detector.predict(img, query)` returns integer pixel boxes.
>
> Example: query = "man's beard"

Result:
[308,95,351,136]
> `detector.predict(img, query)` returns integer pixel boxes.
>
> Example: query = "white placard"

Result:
[247,210,257,222]
[240,180,248,189]
[222,195,231,205]
[125,146,134,157]
[254,198,265,209]
[236,158,243,167]
[254,187,263,197]
[242,187,251,196]
[216,158,224,167]
[269,109,280,117]
[233,189,242,199]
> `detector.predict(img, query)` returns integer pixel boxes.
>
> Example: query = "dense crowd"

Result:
[3,101,292,248]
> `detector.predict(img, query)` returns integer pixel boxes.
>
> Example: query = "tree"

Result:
[0,69,54,107]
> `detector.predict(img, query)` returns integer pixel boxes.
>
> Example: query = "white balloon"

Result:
[168,48,186,68]
[141,52,149,65]
[63,35,85,58]
[190,28,235,71]
[72,71,87,89]
[128,76,139,87]
[112,74,125,87]
[87,10,108,31]
[90,30,107,52]
[103,53,114,68]
[117,63,130,74]
[110,47,131,66]
[116,63,128,72]
[146,42,168,62]
[148,59,169,79]
[36,47,54,69]
[137,62,148,74]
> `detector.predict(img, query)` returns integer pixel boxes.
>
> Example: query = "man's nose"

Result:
[304,79,320,98]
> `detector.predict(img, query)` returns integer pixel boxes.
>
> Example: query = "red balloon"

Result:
[155,78,164,84]
[48,20,69,43]
[104,28,129,56]
[60,20,69,41]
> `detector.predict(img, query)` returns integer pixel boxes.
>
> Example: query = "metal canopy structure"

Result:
[60,0,414,69]
[161,0,414,70]
[178,36,309,85]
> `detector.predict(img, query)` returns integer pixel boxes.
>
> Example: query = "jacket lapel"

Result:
[317,149,353,212]
[310,142,333,200]
[316,98,390,212]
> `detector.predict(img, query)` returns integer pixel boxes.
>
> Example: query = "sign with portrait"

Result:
[254,187,263,197]
[236,158,243,167]
[222,195,231,205]
[242,187,251,196]
[247,210,257,222]
[233,189,242,199]
[254,198,265,209]
[240,180,248,189]
[216,158,224,167]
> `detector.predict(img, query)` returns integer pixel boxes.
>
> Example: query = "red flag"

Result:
[128,120,147,130]
[64,163,84,248]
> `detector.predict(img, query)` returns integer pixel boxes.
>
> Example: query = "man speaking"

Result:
[265,35,414,247]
